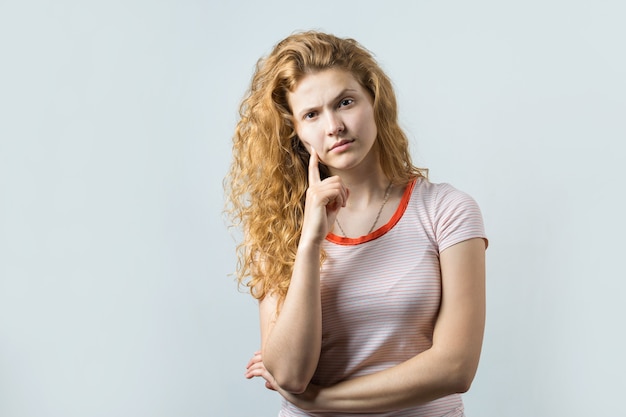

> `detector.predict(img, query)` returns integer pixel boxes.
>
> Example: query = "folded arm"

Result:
[282,237,486,412]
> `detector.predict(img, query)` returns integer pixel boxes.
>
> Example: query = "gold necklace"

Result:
[335,181,393,237]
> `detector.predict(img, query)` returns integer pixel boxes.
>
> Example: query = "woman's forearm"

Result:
[298,347,476,412]
[261,240,323,393]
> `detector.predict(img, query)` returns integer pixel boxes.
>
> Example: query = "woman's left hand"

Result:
[245,350,279,391]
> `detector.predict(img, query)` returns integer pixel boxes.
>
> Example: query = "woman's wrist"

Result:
[296,238,323,254]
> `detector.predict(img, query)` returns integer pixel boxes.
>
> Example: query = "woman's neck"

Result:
[333,169,390,210]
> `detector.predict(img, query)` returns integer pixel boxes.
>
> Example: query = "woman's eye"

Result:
[304,112,317,120]
[339,99,354,107]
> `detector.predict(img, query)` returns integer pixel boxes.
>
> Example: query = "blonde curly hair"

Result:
[225,31,425,304]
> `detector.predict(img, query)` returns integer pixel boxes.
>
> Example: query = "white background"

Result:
[1,1,625,416]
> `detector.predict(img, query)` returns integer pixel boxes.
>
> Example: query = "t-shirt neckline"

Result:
[325,178,418,246]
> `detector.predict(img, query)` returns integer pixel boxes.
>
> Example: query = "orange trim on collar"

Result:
[326,178,417,246]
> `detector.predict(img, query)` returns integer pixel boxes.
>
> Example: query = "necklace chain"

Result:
[335,181,393,237]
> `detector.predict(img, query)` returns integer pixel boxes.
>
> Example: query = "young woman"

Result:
[226,30,488,416]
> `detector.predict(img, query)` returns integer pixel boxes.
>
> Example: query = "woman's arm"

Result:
[252,149,348,394]
[282,237,486,411]
[255,241,322,394]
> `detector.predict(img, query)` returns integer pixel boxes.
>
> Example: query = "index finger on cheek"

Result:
[308,146,321,185]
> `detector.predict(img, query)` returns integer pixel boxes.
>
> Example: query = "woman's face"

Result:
[288,68,378,175]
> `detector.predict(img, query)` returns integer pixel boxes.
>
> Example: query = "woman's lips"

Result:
[330,139,354,152]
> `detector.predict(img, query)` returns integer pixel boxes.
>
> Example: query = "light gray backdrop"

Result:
[1,1,625,416]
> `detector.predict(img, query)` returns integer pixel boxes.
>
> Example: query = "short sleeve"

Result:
[432,183,488,253]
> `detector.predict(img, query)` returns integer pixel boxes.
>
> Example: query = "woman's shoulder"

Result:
[410,177,472,203]
[409,177,485,227]
[409,177,487,250]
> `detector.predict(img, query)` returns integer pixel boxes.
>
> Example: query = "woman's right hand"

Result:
[300,147,349,244]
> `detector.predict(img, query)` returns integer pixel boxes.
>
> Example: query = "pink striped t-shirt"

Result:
[279,178,487,417]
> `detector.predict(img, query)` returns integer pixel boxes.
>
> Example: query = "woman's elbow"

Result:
[264,353,317,394]
[449,362,478,393]
[452,373,474,394]
[265,361,312,394]
[273,374,309,394]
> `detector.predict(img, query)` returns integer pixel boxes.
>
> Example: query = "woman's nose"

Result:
[326,113,344,136]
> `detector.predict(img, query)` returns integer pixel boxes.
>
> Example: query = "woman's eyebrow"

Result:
[295,89,359,118]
